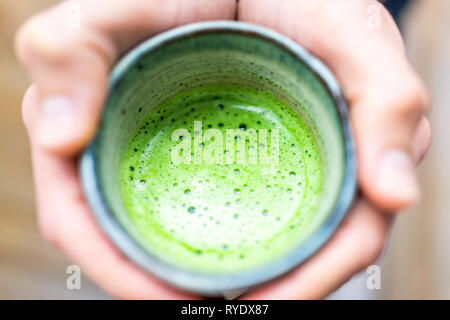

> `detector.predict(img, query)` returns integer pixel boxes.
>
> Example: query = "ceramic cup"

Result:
[80,21,357,297]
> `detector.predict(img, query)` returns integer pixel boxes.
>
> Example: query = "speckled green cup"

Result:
[80,21,356,297]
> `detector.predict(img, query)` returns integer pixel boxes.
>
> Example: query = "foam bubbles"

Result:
[119,84,323,273]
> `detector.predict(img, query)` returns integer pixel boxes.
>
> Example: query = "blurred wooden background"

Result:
[0,0,448,299]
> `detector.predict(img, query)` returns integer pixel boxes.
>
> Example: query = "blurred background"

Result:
[0,0,448,299]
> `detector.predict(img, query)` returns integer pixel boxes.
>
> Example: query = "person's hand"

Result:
[16,0,236,299]
[238,0,431,299]
[16,0,431,300]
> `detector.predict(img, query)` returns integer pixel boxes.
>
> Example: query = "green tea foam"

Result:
[120,85,323,273]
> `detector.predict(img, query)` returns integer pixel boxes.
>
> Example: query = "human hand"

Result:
[16,0,431,300]
[16,0,236,299]
[238,0,431,299]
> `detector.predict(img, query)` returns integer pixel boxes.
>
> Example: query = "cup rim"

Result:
[80,20,357,296]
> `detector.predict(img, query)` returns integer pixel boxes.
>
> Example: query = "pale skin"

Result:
[15,0,431,299]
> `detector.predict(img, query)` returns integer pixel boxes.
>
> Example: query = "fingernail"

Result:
[377,149,420,204]
[38,96,77,148]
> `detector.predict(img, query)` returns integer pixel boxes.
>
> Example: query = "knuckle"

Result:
[16,15,67,65]
[401,78,430,115]
[380,77,430,118]
[14,19,33,63]
[16,12,114,73]
[396,78,429,115]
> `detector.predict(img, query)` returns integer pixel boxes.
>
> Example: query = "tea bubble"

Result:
[187,206,196,214]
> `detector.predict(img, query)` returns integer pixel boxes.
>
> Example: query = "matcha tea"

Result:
[120,85,322,273]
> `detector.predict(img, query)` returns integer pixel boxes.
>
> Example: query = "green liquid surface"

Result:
[120,85,323,273]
